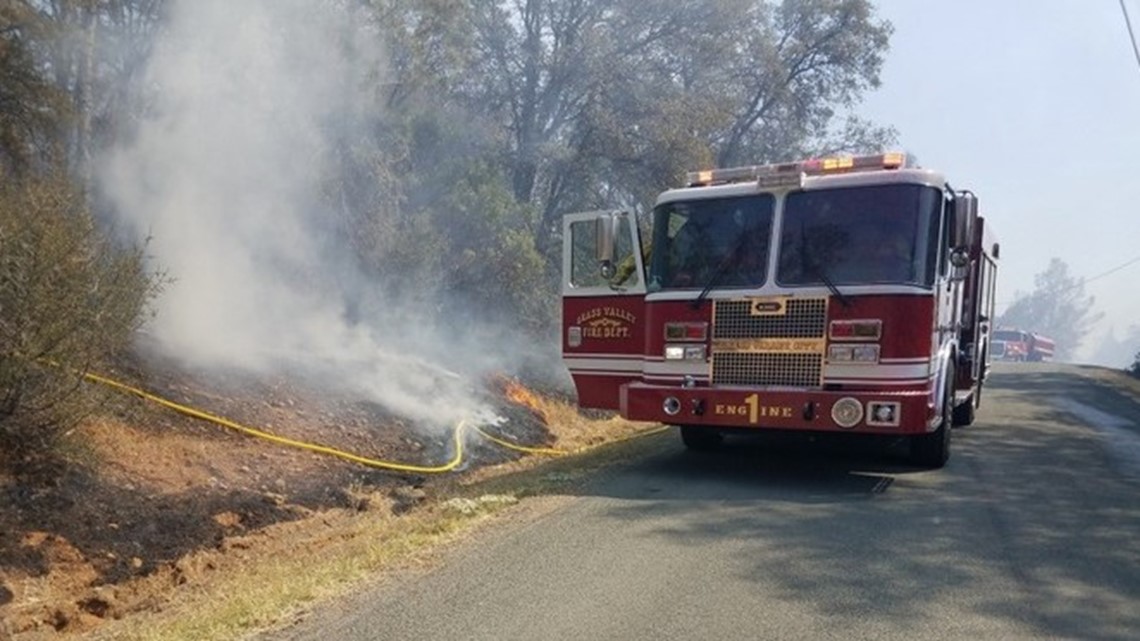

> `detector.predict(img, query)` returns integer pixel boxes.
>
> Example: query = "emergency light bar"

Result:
[686,152,914,188]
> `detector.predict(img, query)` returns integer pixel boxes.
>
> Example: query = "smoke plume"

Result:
[100,0,519,431]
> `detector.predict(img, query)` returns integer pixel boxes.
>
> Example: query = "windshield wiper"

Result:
[690,232,749,310]
[806,259,851,308]
[800,222,851,308]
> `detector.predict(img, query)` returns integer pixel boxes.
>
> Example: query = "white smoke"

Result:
[99,0,513,430]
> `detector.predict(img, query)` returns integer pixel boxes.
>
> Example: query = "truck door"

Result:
[562,211,647,410]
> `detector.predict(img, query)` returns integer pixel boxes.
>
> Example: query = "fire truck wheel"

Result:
[952,396,976,427]
[910,371,953,468]
[976,349,987,401]
[680,426,723,452]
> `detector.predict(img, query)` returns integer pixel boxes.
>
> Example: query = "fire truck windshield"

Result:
[778,184,942,287]
[993,330,1026,342]
[647,194,775,291]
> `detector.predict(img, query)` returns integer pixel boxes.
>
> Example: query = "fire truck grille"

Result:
[712,353,824,387]
[711,297,827,387]
[712,298,828,339]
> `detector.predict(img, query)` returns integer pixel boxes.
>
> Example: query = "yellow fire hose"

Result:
[79,369,664,474]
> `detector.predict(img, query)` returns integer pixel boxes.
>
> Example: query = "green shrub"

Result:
[1129,352,1140,380]
[0,175,160,473]
[436,162,557,333]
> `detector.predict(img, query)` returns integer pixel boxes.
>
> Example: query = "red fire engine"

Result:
[991,329,1054,362]
[561,152,999,468]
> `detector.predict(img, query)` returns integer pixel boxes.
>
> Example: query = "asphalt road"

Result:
[266,364,1140,641]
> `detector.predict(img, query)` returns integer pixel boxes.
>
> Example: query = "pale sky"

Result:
[859,0,1140,363]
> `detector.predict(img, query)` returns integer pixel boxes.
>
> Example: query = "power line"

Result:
[1080,252,1140,285]
[996,253,1140,309]
[1122,0,1140,72]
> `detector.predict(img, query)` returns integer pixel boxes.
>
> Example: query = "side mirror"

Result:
[596,213,619,278]
[950,248,970,268]
[952,191,978,249]
[949,248,970,281]
[596,214,617,261]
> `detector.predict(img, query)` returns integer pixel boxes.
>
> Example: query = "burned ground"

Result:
[0,355,565,638]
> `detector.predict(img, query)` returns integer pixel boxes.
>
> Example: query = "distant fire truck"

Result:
[991,329,1054,362]
[561,152,999,468]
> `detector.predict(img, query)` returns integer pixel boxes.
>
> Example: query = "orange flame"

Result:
[500,377,548,422]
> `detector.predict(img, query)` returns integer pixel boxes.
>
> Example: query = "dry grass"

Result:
[1074,364,1140,404]
[82,389,667,641]
[1,370,667,640]
[88,496,517,641]
[499,378,653,451]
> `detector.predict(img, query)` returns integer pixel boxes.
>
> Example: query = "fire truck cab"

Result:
[561,152,999,468]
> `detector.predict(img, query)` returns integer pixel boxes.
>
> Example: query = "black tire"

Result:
[680,426,723,452]
[975,349,986,406]
[952,394,976,427]
[911,368,953,468]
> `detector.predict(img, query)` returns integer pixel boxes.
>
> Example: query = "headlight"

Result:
[828,344,879,363]
[665,344,707,361]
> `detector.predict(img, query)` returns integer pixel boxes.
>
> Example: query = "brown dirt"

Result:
[0,359,566,639]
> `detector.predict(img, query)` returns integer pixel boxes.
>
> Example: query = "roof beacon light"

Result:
[822,157,855,172]
[882,152,906,168]
[686,152,913,188]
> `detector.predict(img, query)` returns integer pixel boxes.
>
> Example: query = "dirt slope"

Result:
[0,362,581,638]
